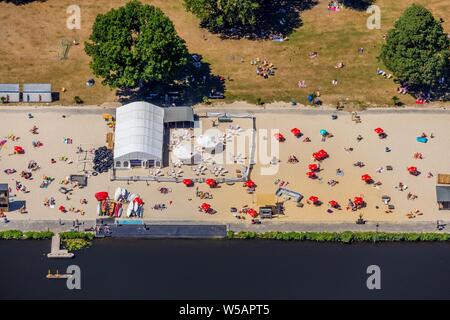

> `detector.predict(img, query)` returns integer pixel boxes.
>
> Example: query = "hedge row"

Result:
[227,231,450,243]
[0,230,54,240]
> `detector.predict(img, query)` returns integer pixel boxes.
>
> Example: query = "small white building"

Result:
[114,102,165,169]
[23,83,52,103]
[0,84,20,103]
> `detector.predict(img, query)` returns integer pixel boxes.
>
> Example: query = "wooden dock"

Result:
[47,233,74,259]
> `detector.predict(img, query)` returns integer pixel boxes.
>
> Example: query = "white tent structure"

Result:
[114,102,164,169]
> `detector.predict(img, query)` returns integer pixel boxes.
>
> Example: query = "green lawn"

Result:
[0,0,448,107]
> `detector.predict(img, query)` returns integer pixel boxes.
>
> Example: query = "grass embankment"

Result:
[60,231,95,251]
[227,231,450,243]
[0,230,54,240]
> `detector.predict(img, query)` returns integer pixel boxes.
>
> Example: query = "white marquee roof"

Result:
[114,102,164,162]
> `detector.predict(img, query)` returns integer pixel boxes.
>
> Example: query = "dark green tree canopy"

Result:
[183,0,307,38]
[85,1,188,88]
[380,4,449,93]
[184,0,261,31]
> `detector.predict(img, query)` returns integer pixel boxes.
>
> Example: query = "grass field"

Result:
[0,0,448,106]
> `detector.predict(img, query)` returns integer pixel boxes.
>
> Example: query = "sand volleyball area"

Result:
[0,106,449,225]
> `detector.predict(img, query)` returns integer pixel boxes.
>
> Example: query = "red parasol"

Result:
[308,163,319,171]
[14,146,25,154]
[290,128,301,137]
[133,197,143,206]
[201,202,211,212]
[374,128,384,134]
[247,208,258,218]
[245,180,256,188]
[306,171,316,178]
[309,196,319,204]
[183,179,193,187]
[407,166,417,173]
[274,133,285,141]
[361,174,372,182]
[328,200,338,208]
[205,178,217,187]
[58,205,66,213]
[95,192,109,201]
[354,197,364,206]
[318,149,328,158]
[313,152,321,160]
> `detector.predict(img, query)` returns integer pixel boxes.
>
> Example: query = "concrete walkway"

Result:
[228,221,450,233]
[1,219,449,234]
[0,219,96,232]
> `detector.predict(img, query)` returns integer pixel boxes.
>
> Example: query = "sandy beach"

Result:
[0,105,449,226]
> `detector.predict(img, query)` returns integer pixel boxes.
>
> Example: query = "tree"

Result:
[380,4,449,93]
[85,1,188,89]
[184,0,261,32]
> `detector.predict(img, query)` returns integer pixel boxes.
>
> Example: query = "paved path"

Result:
[228,221,450,233]
[0,219,96,232]
[1,219,449,233]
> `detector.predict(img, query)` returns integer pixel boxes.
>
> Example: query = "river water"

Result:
[0,239,449,299]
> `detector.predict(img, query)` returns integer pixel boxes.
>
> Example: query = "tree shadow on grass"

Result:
[393,77,450,102]
[117,54,226,106]
[341,0,375,11]
[215,0,319,40]
[0,0,47,5]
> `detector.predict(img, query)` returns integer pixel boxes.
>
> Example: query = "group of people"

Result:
[252,58,276,79]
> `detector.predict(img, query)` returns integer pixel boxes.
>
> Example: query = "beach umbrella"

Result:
[196,132,221,149]
[313,152,321,160]
[247,208,258,218]
[306,171,317,178]
[205,178,217,187]
[354,197,364,206]
[95,191,109,201]
[416,137,428,143]
[58,205,66,213]
[308,163,319,171]
[133,197,143,206]
[274,133,285,141]
[201,203,211,212]
[14,146,25,154]
[374,128,384,134]
[309,196,319,204]
[320,129,328,136]
[328,200,338,208]
[318,149,328,156]
[183,179,193,187]
[290,128,301,137]
[361,174,372,183]
[407,166,418,174]
[244,180,256,188]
